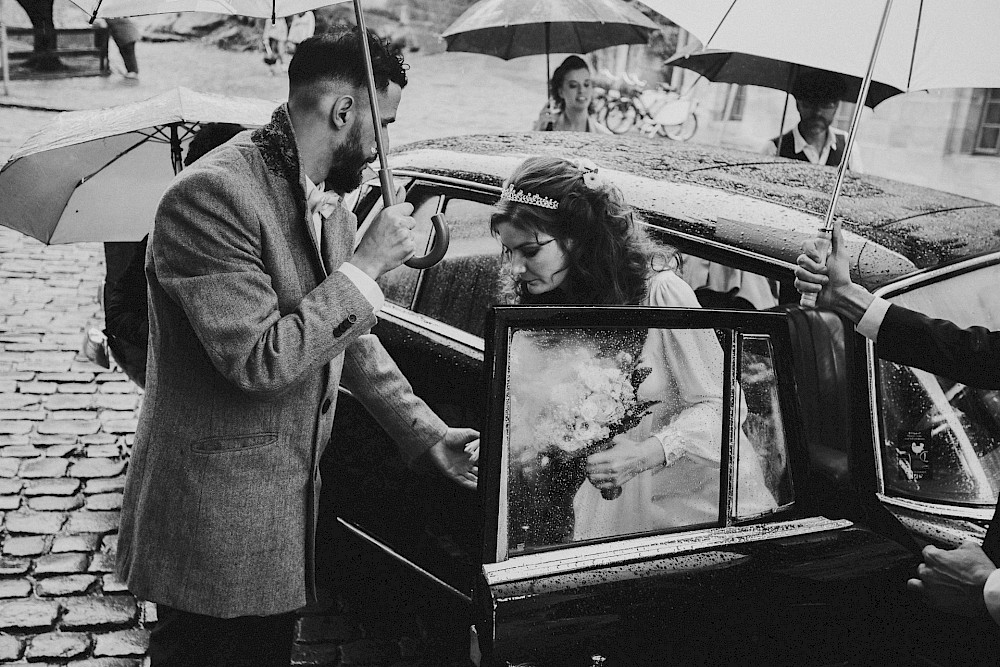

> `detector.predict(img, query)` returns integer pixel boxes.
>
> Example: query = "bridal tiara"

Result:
[499,186,559,210]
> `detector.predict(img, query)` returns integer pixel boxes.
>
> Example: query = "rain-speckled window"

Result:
[412,197,502,337]
[878,262,1000,506]
[500,325,784,555]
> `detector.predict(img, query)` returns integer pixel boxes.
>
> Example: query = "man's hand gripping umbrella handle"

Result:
[354,0,448,270]
[799,228,832,308]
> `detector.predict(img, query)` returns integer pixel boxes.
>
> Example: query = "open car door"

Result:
[474,305,980,666]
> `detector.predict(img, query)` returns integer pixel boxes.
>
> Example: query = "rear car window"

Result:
[878,261,1000,506]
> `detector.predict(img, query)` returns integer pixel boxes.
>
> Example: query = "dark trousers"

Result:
[148,605,297,667]
[118,41,139,74]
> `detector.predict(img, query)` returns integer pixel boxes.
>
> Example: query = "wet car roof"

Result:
[392,133,1000,290]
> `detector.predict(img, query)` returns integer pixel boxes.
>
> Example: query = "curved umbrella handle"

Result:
[405,212,450,269]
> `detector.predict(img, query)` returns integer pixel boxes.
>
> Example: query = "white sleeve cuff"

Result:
[984,567,1000,626]
[652,429,685,469]
[337,262,385,314]
[855,296,891,343]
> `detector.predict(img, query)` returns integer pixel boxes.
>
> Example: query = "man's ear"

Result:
[330,95,354,130]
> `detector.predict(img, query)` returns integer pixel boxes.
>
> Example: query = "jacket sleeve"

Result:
[877,304,1000,389]
[340,334,448,465]
[151,164,377,397]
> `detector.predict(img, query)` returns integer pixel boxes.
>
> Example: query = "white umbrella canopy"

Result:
[636,0,1000,93]
[68,0,346,20]
[0,86,275,244]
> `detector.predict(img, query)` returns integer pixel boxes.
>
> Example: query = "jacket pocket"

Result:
[191,432,278,454]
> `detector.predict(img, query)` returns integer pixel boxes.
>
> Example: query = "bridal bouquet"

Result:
[515,348,659,501]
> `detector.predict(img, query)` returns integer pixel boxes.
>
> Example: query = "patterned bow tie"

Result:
[306,187,341,221]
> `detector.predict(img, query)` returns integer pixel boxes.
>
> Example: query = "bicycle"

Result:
[602,81,699,141]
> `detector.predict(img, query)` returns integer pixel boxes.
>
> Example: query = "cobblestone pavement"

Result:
[0,9,546,664]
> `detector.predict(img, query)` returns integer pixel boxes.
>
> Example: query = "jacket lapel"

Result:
[252,105,327,279]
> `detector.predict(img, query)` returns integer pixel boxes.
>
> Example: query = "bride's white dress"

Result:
[572,270,777,541]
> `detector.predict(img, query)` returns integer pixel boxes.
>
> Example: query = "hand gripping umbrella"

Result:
[351,1,448,269]
[68,0,448,268]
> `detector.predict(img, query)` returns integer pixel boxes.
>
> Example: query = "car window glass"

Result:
[412,197,502,337]
[879,263,1000,506]
[678,254,781,310]
[373,192,439,309]
[500,326,782,556]
[738,335,793,515]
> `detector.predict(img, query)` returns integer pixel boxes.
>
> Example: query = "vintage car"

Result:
[317,133,1000,666]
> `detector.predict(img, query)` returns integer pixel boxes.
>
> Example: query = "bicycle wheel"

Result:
[660,113,698,141]
[605,101,636,134]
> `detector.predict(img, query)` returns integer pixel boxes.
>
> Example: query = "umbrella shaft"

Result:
[353,0,395,206]
[823,0,894,231]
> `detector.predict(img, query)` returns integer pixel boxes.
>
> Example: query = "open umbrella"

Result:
[68,0,336,22]
[664,47,903,109]
[0,86,274,244]
[638,0,1000,305]
[441,0,659,96]
[67,0,447,268]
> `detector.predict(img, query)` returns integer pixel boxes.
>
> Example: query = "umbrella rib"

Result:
[905,0,924,91]
[704,0,739,48]
[76,136,154,187]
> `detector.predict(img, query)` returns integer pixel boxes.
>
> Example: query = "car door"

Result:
[318,176,501,628]
[868,252,1000,546]
[474,305,981,667]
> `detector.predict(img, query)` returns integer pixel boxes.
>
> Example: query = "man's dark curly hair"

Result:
[288,25,407,92]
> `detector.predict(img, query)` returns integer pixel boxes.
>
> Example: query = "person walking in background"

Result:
[106,17,141,80]
[532,55,610,134]
[762,69,863,171]
[795,218,1000,624]
[262,15,288,74]
[286,11,316,56]
[115,27,478,666]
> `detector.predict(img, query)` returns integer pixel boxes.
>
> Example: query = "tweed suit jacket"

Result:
[116,106,447,618]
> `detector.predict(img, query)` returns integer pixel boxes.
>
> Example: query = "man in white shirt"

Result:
[763,69,863,172]
[795,218,1000,625]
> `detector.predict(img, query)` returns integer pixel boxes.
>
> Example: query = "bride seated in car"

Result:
[492,155,777,546]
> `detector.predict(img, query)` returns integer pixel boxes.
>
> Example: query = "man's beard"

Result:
[325,123,372,195]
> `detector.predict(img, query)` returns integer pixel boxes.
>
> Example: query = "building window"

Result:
[975,89,1000,155]
[728,85,747,121]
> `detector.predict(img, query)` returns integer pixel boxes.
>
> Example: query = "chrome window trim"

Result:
[380,302,485,358]
[868,251,1000,511]
[877,493,995,522]
[483,517,853,586]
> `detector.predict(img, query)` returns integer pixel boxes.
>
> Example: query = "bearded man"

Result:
[116,27,478,665]
[764,68,864,171]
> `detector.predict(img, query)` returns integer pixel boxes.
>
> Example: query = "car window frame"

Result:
[869,250,1000,521]
[480,305,805,576]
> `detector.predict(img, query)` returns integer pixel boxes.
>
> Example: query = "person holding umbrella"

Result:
[115,26,478,665]
[762,69,864,171]
[795,218,1000,624]
[533,55,610,133]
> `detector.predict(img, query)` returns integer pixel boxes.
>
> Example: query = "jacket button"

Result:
[321,398,332,414]
[347,313,357,323]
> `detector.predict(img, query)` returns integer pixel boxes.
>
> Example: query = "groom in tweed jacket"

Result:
[116,27,479,665]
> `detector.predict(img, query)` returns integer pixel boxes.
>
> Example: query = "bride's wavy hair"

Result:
[490,155,677,305]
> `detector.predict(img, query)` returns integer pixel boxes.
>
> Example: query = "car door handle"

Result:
[405,212,450,269]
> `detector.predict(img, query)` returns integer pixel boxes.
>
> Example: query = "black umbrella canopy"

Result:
[665,48,905,109]
[441,0,659,60]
